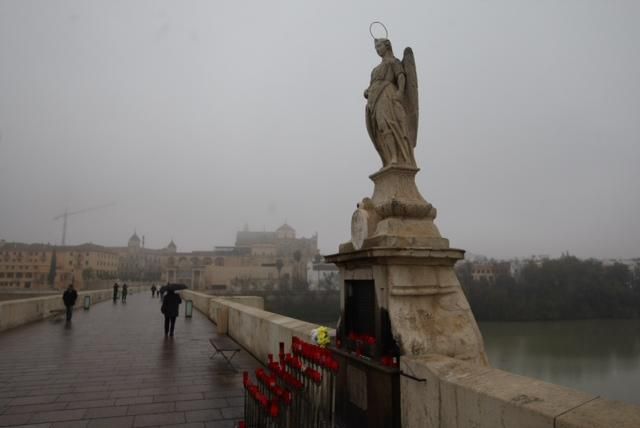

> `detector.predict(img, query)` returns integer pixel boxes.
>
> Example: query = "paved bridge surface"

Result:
[0,292,258,427]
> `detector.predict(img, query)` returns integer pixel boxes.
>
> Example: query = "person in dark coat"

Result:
[151,284,157,298]
[121,283,128,303]
[62,284,78,322]
[113,283,119,303]
[161,290,181,337]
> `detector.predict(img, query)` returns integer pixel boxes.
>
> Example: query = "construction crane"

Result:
[53,202,115,245]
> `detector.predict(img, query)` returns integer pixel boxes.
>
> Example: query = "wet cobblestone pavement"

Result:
[0,292,258,427]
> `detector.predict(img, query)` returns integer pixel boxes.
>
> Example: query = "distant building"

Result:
[1,223,321,292]
[470,261,512,284]
[67,224,319,291]
[234,223,318,260]
[105,232,214,288]
[163,250,217,289]
[0,242,118,290]
[108,232,173,281]
[494,261,511,277]
[471,262,497,283]
[198,223,319,292]
[0,242,52,289]
[306,256,339,290]
[56,243,119,284]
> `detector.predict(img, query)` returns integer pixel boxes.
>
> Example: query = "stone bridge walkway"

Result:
[0,292,259,428]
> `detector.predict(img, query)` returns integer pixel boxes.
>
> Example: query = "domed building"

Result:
[127,231,141,250]
[276,223,296,240]
[198,222,320,292]
[235,222,316,259]
[111,232,170,281]
[108,222,320,291]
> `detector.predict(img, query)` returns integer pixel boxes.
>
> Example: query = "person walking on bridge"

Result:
[113,283,119,303]
[161,290,181,337]
[62,284,78,322]
[121,283,128,303]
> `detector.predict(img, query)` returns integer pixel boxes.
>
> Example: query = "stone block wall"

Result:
[181,290,334,364]
[224,299,320,363]
[401,354,640,428]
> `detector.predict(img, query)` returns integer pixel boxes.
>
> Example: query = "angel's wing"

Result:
[402,47,419,148]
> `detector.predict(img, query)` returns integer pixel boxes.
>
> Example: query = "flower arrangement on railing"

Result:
[311,326,331,347]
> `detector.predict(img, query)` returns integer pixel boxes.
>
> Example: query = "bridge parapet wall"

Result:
[0,286,143,332]
[401,354,640,428]
[178,291,640,427]
[182,290,335,364]
[182,289,214,314]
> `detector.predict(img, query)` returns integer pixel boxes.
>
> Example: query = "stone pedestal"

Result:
[326,165,488,365]
[342,166,449,251]
[326,247,488,365]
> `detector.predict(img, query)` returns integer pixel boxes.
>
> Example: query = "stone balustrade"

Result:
[0,286,143,332]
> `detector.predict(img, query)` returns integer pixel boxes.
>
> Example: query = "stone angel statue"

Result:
[364,37,419,168]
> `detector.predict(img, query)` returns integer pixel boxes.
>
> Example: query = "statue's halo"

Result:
[369,21,389,40]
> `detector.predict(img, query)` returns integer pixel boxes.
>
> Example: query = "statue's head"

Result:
[374,38,392,57]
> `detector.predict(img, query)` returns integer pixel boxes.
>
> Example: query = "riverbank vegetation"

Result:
[459,256,640,321]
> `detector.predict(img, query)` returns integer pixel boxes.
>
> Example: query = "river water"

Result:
[479,319,640,404]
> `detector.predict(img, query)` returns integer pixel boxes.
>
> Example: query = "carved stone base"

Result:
[326,165,488,365]
[369,165,434,220]
[347,166,449,251]
[367,218,449,249]
[325,248,489,366]
[330,163,488,366]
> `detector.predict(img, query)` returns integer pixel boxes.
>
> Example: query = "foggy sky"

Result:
[1,0,638,260]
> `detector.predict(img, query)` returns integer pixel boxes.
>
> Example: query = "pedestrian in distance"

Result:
[121,283,128,303]
[151,284,157,298]
[113,283,119,303]
[161,290,181,337]
[62,284,78,322]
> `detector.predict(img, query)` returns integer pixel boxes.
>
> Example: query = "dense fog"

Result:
[1,0,638,259]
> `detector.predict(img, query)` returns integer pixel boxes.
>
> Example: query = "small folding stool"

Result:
[209,338,241,370]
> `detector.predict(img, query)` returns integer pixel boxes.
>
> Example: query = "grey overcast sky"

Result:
[0,0,638,260]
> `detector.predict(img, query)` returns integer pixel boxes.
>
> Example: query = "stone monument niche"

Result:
[325,27,488,428]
